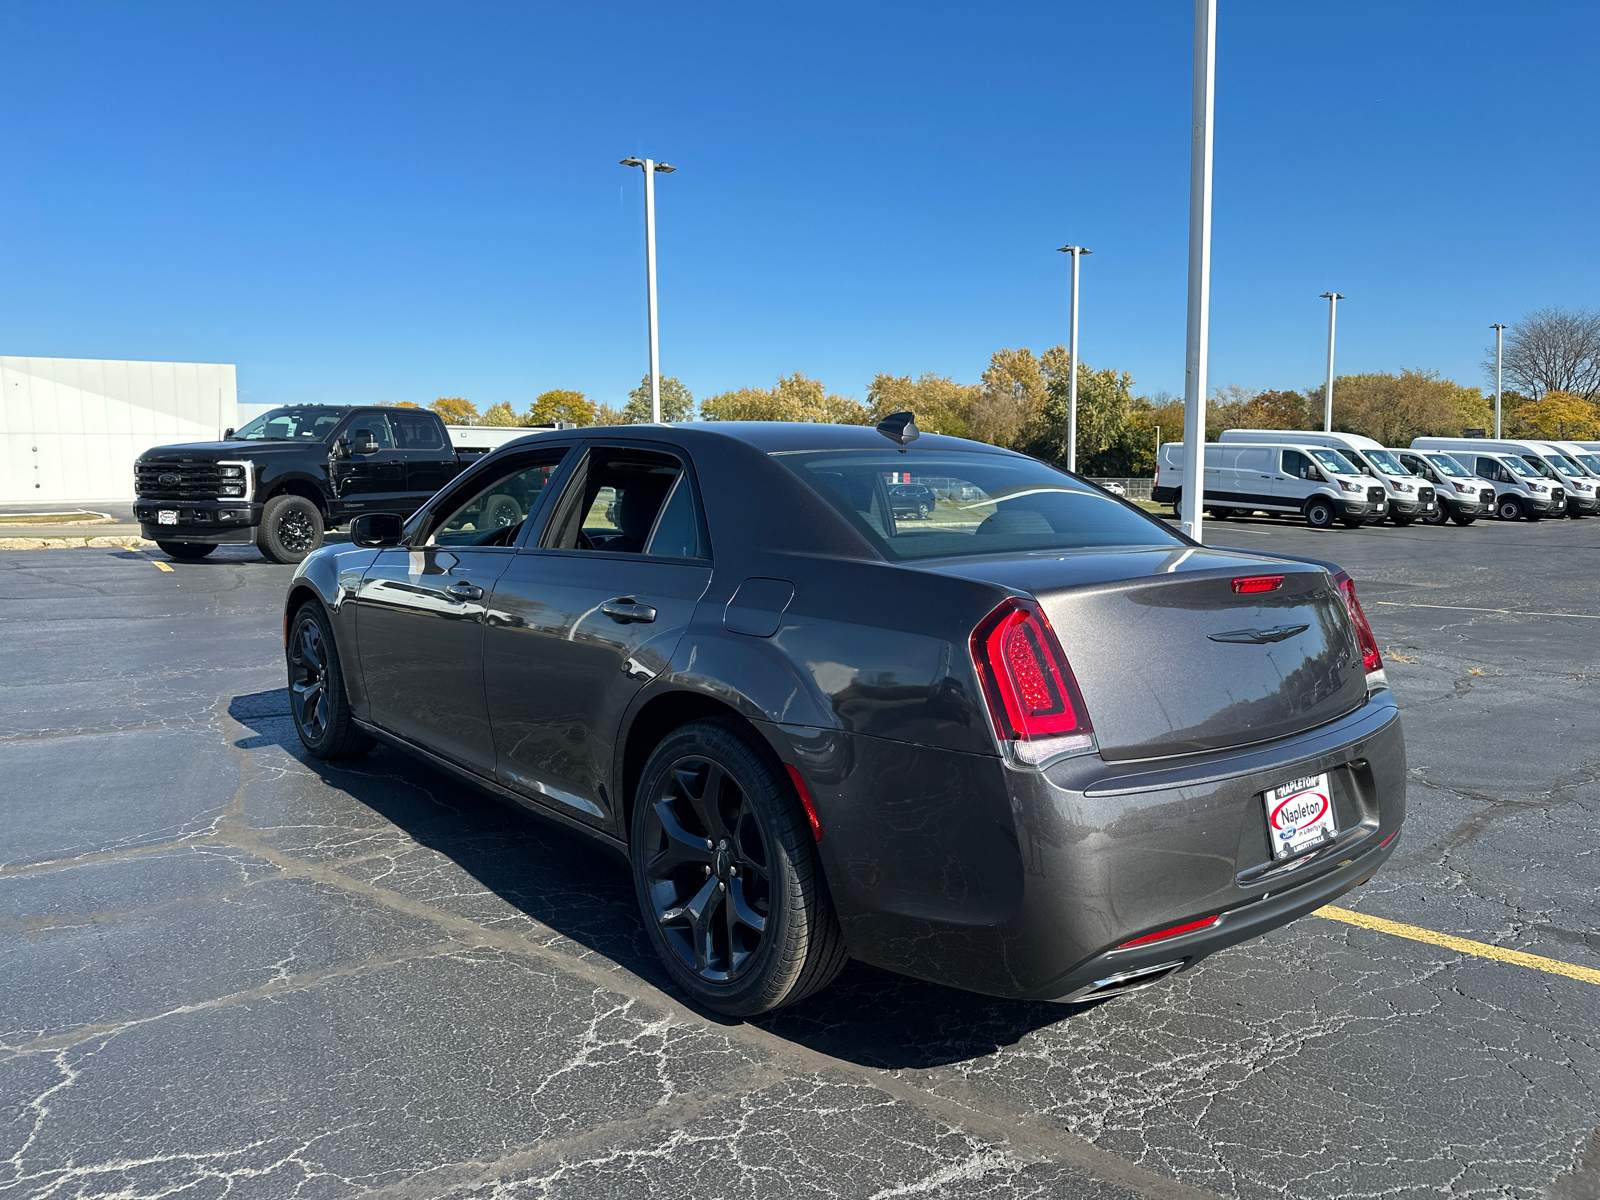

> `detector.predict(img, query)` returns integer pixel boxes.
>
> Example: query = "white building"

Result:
[1,356,237,503]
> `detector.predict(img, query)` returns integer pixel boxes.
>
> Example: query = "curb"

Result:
[0,535,157,550]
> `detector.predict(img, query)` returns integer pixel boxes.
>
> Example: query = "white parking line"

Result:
[1373,600,1600,620]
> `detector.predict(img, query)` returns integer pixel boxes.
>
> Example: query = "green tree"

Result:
[623,375,696,423]
[528,389,596,426]
[1023,348,1135,471]
[1306,370,1489,444]
[431,397,479,426]
[480,401,520,427]
[866,373,979,438]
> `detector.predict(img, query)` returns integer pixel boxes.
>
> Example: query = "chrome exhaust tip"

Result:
[1058,959,1187,1004]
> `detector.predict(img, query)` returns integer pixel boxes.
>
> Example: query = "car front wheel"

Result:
[156,541,216,559]
[1496,497,1525,521]
[1305,499,1336,529]
[286,601,373,759]
[631,717,847,1016]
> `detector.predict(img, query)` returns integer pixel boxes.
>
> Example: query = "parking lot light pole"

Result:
[620,157,676,423]
[1491,323,1506,438]
[1320,292,1344,432]
[1056,246,1092,472]
[1180,0,1216,543]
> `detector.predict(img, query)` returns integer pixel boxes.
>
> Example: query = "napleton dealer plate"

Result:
[1264,772,1337,859]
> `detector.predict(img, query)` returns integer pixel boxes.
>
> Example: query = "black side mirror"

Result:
[223,427,235,439]
[351,429,380,455]
[350,513,404,548]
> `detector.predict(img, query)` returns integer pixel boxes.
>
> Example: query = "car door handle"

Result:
[601,598,657,624]
[445,581,484,601]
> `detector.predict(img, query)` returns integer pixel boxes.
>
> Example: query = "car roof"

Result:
[478,421,1023,458]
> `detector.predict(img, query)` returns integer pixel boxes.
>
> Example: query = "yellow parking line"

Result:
[1316,906,1600,986]
[153,560,173,572]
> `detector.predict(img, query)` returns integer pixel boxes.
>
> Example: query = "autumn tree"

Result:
[1018,348,1136,471]
[1309,370,1489,444]
[865,373,980,438]
[701,373,867,424]
[376,400,421,409]
[528,389,596,426]
[430,397,479,426]
[623,376,696,423]
[967,348,1046,448]
[480,402,520,427]
[1490,308,1600,401]
[1510,390,1600,439]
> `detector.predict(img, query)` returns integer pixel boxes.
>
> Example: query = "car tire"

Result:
[1495,497,1523,521]
[483,493,523,529]
[286,601,373,760]
[156,541,216,559]
[631,716,847,1017]
[257,495,325,563]
[1207,507,1231,520]
[917,503,930,519]
[1451,514,1476,526]
[1390,515,1414,526]
[1304,499,1336,529]
[1421,505,1448,526]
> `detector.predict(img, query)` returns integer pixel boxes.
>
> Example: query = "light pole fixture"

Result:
[1180,0,1216,543]
[620,157,677,423]
[1319,292,1344,432]
[1056,245,1092,472]
[1490,323,1506,438]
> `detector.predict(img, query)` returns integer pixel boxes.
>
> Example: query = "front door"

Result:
[1272,449,1319,506]
[483,444,713,828]
[330,412,410,518]
[352,447,571,775]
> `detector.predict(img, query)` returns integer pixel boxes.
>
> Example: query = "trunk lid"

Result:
[925,546,1368,761]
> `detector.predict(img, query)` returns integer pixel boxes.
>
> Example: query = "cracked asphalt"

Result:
[2,516,1597,1200]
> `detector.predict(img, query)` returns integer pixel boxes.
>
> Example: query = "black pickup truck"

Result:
[134,405,498,562]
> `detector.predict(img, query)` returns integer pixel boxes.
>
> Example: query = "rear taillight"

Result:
[1332,570,1383,676]
[1231,574,1284,594]
[971,599,1093,764]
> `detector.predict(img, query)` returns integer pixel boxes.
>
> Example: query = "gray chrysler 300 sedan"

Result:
[282,415,1404,1016]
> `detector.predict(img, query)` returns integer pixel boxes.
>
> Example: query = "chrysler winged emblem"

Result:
[1207,623,1309,645]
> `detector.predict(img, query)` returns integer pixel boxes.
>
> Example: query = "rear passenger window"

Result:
[544,448,706,558]
[390,412,445,450]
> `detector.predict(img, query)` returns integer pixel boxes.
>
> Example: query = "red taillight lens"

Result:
[971,599,1092,742]
[1117,914,1220,948]
[1231,574,1284,594]
[1332,569,1383,675]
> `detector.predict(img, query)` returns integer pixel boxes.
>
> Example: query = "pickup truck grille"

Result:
[136,462,223,499]
[1367,486,1385,504]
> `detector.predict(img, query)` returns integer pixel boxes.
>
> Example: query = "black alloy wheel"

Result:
[156,541,216,559]
[286,602,372,759]
[258,495,325,564]
[483,494,523,528]
[632,717,846,1016]
[1305,498,1336,529]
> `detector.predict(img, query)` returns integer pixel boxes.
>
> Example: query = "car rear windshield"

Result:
[231,407,345,441]
[1425,454,1471,478]
[776,449,1181,559]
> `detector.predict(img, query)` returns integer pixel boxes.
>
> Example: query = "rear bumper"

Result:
[789,690,1406,1000]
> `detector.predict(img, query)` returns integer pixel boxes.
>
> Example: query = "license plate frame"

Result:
[157,510,178,526]
[1263,772,1337,860]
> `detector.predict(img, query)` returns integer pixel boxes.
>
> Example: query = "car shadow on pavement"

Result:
[230,689,1082,1069]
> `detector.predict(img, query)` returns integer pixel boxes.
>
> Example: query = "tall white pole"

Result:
[1491,323,1505,438]
[643,159,662,424]
[1068,249,1080,472]
[1179,0,1216,543]
[1320,292,1343,432]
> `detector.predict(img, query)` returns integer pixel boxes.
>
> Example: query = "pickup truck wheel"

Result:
[258,495,324,564]
[287,601,372,759]
[156,542,216,559]
[632,717,847,1016]
[483,494,523,528]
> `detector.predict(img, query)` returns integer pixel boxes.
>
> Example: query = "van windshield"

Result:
[1576,454,1600,474]
[1425,454,1471,478]
[778,449,1182,560]
[1363,448,1406,474]
[1309,449,1359,475]
[1546,456,1583,477]
[1501,456,1538,478]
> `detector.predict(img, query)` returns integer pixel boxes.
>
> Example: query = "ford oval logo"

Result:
[157,472,181,486]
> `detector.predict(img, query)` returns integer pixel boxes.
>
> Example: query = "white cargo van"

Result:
[1543,441,1600,480]
[1153,441,1386,528]
[1220,430,1439,525]
[1517,440,1600,516]
[1391,449,1494,525]
[1410,438,1579,519]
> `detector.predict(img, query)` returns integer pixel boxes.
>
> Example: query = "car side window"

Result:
[390,412,446,450]
[425,451,568,548]
[1282,450,1313,479]
[350,414,395,450]
[542,447,705,558]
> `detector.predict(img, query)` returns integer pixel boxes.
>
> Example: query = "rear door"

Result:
[330,412,410,514]
[390,410,459,509]
[352,447,571,775]
[482,443,713,828]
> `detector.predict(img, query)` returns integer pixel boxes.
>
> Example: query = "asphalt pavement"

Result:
[2,513,1597,1199]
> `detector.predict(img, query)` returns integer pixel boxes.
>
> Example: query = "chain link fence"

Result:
[1088,477,1155,501]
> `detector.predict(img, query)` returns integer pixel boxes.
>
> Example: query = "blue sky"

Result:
[3,2,1596,412]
